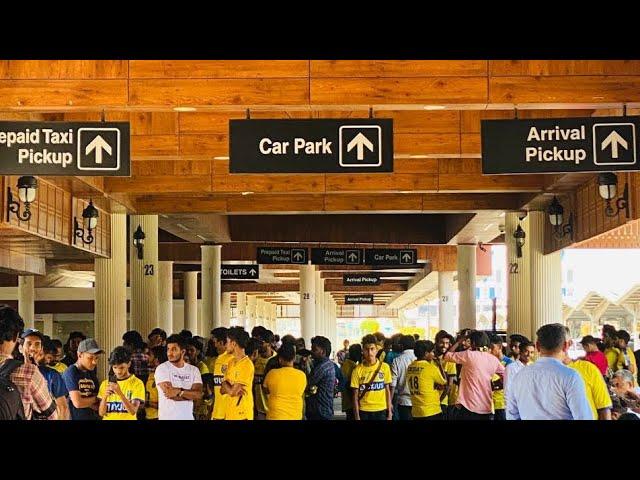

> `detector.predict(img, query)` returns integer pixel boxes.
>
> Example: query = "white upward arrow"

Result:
[249,268,257,276]
[348,252,358,262]
[85,135,112,164]
[402,253,412,262]
[347,132,374,160]
[293,252,303,261]
[601,130,628,159]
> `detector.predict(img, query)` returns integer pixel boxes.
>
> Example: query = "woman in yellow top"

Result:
[98,346,146,420]
[263,343,307,420]
[407,340,447,420]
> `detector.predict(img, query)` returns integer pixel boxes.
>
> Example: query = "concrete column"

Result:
[457,245,477,331]
[270,303,278,332]
[129,215,159,338]
[247,295,257,330]
[183,271,198,334]
[236,292,247,328]
[506,212,532,339]
[438,271,457,334]
[42,314,54,338]
[300,265,316,346]
[18,276,35,329]
[158,261,174,334]
[529,211,563,338]
[331,299,338,353]
[201,245,222,335]
[315,271,324,338]
[221,292,231,327]
[95,213,127,381]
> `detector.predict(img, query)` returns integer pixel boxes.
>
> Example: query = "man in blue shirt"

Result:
[507,324,592,420]
[305,336,335,420]
[62,338,103,420]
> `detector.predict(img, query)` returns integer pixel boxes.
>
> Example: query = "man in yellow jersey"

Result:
[341,344,362,420]
[407,340,446,420]
[253,330,277,420]
[615,330,637,384]
[221,327,255,420]
[263,342,307,420]
[489,334,513,420]
[434,332,457,419]
[210,328,232,420]
[98,347,145,420]
[45,339,67,374]
[351,334,392,421]
[563,357,611,420]
[603,326,624,375]
[145,345,167,420]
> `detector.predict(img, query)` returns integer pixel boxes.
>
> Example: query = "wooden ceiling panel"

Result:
[311,60,488,78]
[129,60,309,79]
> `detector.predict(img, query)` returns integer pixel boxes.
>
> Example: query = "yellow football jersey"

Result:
[211,351,234,420]
[145,371,159,420]
[407,360,446,418]
[253,353,276,415]
[350,360,391,412]
[98,375,145,421]
[223,355,255,420]
[569,359,612,420]
[263,366,307,420]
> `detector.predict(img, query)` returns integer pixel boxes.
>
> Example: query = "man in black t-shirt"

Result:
[62,338,103,420]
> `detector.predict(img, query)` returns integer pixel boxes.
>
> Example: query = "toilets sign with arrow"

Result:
[0,122,130,176]
[482,116,640,174]
[230,119,393,173]
[221,264,260,280]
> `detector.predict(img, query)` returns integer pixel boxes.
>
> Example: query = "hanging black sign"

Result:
[257,247,308,264]
[345,294,374,305]
[311,248,363,265]
[343,274,381,286]
[221,264,260,280]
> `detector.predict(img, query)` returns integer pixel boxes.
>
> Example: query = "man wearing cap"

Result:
[0,306,58,420]
[20,329,69,420]
[578,335,608,376]
[62,338,103,420]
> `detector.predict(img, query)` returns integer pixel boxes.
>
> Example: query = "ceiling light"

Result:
[214,156,230,160]
[241,191,254,196]
[176,223,190,231]
[196,234,208,241]
[423,105,446,110]
[173,106,197,112]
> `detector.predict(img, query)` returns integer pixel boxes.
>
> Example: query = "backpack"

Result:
[0,358,25,420]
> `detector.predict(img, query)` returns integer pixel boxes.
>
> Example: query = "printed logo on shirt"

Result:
[78,378,95,396]
[213,374,224,386]
[172,373,193,382]
[221,365,228,374]
[359,381,385,392]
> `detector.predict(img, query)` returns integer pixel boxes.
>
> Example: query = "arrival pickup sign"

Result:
[345,295,374,305]
[0,122,130,176]
[221,264,259,280]
[311,248,363,265]
[481,116,640,174]
[343,273,381,286]
[257,247,308,264]
[230,119,393,173]
[364,248,417,266]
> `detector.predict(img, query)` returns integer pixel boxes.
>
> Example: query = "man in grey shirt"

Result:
[390,335,417,420]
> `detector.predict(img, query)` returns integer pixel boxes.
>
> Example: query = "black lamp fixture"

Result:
[133,225,145,260]
[7,176,38,222]
[598,172,630,218]
[74,200,99,245]
[547,196,574,240]
[513,224,526,258]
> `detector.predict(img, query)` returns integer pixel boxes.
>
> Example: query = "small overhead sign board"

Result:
[364,248,416,266]
[221,264,259,280]
[345,294,374,305]
[230,119,393,173]
[343,273,381,286]
[481,116,640,174]
[0,122,130,176]
[311,248,363,265]
[257,247,308,264]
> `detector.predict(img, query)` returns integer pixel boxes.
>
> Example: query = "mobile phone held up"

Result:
[108,370,117,384]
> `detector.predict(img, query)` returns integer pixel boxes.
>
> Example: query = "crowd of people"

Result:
[1,302,639,420]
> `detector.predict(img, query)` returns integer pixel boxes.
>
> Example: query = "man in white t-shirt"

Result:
[154,334,203,420]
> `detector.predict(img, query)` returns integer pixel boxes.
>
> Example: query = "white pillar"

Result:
[529,211,563,337]
[236,292,247,328]
[158,261,174,334]
[457,245,477,331]
[315,271,324,338]
[438,271,457,334]
[331,299,338,353]
[18,276,35,329]
[270,303,278,332]
[300,265,316,346]
[129,215,159,338]
[183,271,198,334]
[42,314,54,338]
[201,245,222,336]
[247,295,257,330]
[95,213,127,381]
[221,292,231,327]
[506,212,532,339]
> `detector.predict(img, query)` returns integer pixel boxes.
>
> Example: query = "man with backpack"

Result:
[0,305,58,420]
